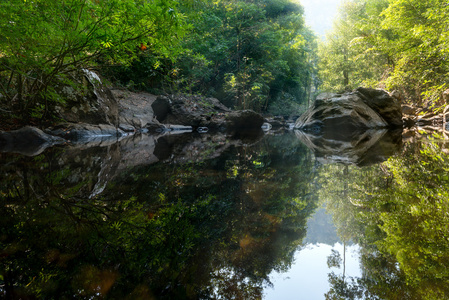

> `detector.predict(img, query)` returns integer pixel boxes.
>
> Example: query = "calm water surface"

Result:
[1,130,449,299]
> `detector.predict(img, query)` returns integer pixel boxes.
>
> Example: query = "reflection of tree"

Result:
[0,133,319,299]
[320,137,449,299]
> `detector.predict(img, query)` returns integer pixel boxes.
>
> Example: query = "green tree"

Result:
[381,0,449,105]
[318,0,391,93]
[318,0,449,111]
[171,0,317,114]
[0,0,189,121]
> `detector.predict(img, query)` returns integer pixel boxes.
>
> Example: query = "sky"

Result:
[297,0,342,38]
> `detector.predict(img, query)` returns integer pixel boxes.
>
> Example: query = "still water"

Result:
[1,129,449,299]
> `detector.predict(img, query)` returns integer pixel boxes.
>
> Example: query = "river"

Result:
[1,129,448,299]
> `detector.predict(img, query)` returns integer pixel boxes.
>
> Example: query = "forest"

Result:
[319,0,449,110]
[0,0,448,124]
[0,0,317,125]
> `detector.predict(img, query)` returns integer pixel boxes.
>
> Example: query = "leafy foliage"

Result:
[111,0,318,114]
[0,0,189,121]
[318,0,449,109]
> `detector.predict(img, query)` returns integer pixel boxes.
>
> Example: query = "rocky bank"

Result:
[0,70,267,156]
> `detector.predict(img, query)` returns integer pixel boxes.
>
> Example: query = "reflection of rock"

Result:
[0,127,65,156]
[116,134,160,172]
[295,128,402,166]
[295,88,402,131]
[0,128,265,200]
[47,123,125,144]
[154,133,239,163]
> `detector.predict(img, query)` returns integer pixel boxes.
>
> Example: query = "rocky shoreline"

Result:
[1,70,449,157]
[0,70,287,156]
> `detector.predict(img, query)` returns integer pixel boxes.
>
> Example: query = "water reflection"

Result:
[2,130,449,299]
[0,132,317,299]
[295,128,402,166]
[266,243,361,300]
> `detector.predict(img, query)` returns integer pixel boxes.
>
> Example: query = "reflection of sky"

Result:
[264,205,361,299]
[265,243,361,300]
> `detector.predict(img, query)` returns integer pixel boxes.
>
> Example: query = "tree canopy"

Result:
[0,0,318,124]
[318,0,449,110]
[0,0,190,121]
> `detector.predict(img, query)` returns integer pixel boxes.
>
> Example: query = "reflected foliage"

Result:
[0,133,317,299]
[321,135,449,299]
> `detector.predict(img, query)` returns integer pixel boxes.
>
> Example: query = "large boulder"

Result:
[354,87,403,127]
[152,94,230,128]
[295,93,388,132]
[112,89,157,130]
[295,88,402,132]
[225,110,265,131]
[55,69,119,126]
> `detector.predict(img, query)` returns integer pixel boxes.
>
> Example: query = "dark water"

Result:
[1,129,449,299]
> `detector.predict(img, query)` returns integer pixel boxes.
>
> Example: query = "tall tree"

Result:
[0,0,189,120]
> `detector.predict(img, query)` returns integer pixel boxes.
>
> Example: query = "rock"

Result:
[151,96,171,123]
[197,127,209,133]
[354,87,403,127]
[295,88,403,132]
[402,105,416,115]
[295,93,388,132]
[164,125,193,132]
[403,116,416,128]
[315,92,339,105]
[112,89,157,129]
[151,95,230,128]
[0,126,65,156]
[261,122,273,131]
[225,110,265,131]
[389,90,402,102]
[144,123,166,134]
[56,69,119,126]
[119,124,136,132]
[264,118,285,129]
